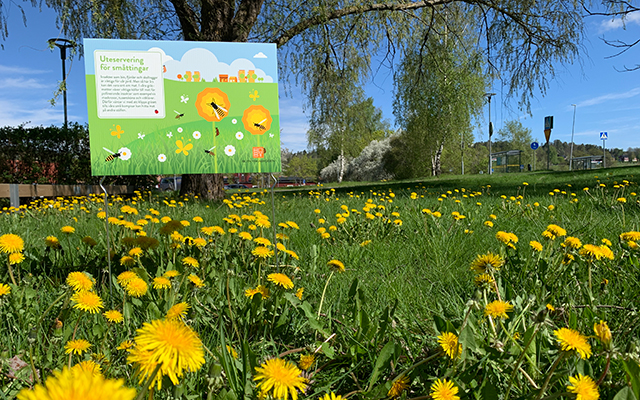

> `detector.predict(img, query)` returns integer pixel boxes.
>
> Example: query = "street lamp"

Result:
[485,93,496,175]
[569,104,577,171]
[48,38,75,129]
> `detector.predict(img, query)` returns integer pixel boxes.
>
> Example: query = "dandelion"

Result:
[430,378,460,400]
[579,244,603,260]
[546,224,567,238]
[61,226,75,234]
[530,241,543,251]
[117,340,135,351]
[599,245,614,260]
[546,304,555,312]
[0,234,24,253]
[268,273,294,289]
[0,283,11,297]
[9,253,25,265]
[298,354,315,371]
[437,332,462,359]
[253,246,274,259]
[474,273,495,288]
[484,221,494,227]
[245,285,270,299]
[104,310,124,323]
[256,218,271,228]
[164,270,180,278]
[554,327,592,359]
[484,300,513,319]
[286,221,299,229]
[360,240,372,247]
[128,247,143,257]
[16,367,136,400]
[166,302,190,320]
[563,237,582,250]
[117,271,138,286]
[254,237,272,246]
[153,276,172,290]
[182,256,199,268]
[128,319,205,389]
[125,278,148,297]
[593,320,612,347]
[327,259,345,273]
[620,231,640,241]
[388,375,410,399]
[470,252,504,274]
[567,374,599,400]
[120,256,136,267]
[65,339,92,355]
[253,358,307,400]
[188,274,205,288]
[71,291,104,313]
[72,359,102,376]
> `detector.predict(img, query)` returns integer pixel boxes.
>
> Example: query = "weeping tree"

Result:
[2,0,584,197]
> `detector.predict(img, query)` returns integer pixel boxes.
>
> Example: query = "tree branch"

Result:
[230,0,266,42]
[168,0,201,40]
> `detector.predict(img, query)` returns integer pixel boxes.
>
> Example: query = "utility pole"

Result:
[485,93,496,175]
[569,104,577,171]
[48,38,75,129]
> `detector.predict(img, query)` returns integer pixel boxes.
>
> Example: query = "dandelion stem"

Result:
[135,363,162,400]
[535,351,566,400]
[7,260,17,286]
[596,353,611,385]
[505,324,541,399]
[28,342,41,385]
[68,313,85,369]
[317,270,335,318]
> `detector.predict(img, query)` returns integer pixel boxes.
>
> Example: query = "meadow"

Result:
[1,166,640,400]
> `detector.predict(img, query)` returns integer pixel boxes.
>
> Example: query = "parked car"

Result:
[156,176,182,191]
[224,184,249,189]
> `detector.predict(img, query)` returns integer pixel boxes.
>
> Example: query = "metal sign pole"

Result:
[270,174,280,273]
[603,139,606,169]
[99,177,113,307]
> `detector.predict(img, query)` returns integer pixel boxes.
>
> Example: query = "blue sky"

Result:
[1,4,640,153]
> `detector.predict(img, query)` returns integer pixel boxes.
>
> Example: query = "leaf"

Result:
[480,379,499,400]
[623,359,640,400]
[367,341,396,390]
[614,387,638,400]
[320,342,335,359]
[433,315,447,334]
[300,301,329,337]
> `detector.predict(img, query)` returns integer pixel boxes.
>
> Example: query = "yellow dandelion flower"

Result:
[117,340,135,351]
[256,218,271,228]
[164,270,180,278]
[117,271,138,286]
[599,245,614,260]
[127,319,205,389]
[254,237,272,246]
[601,238,612,246]
[470,252,504,274]
[320,393,345,400]
[66,271,95,292]
[437,332,462,359]
[188,274,205,288]
[120,256,136,267]
[388,375,410,399]
[298,354,315,371]
[253,246,274,259]
[286,221,299,229]
[45,236,61,249]
[239,231,253,240]
[546,303,555,312]
[61,226,75,234]
[579,244,603,260]
[103,310,124,323]
[295,287,304,300]
[16,367,136,400]
[182,256,199,268]
[484,221,494,227]
[128,247,143,257]
[125,278,148,297]
[0,234,24,253]
[593,320,612,347]
[9,252,25,265]
[327,259,345,273]
[547,224,567,237]
[153,276,172,290]
[567,374,599,400]
[285,249,300,260]
[530,241,543,251]
[430,378,460,400]
[253,358,307,400]
[166,302,190,320]
[245,285,270,299]
[474,273,494,288]
[360,240,372,247]
[0,283,11,297]
[65,339,92,355]
[71,291,104,313]
[620,231,640,242]
[72,359,103,376]
[193,216,204,223]
[563,237,582,250]
[268,273,294,289]
[484,300,513,319]
[554,327,592,359]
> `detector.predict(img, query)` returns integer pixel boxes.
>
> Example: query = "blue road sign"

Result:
[531,142,539,150]
[600,132,608,140]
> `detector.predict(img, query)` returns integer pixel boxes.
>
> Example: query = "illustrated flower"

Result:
[327,259,345,273]
[16,367,136,400]
[567,374,599,400]
[195,87,230,122]
[253,358,307,400]
[470,252,504,274]
[236,131,244,140]
[166,302,190,320]
[158,154,167,162]
[176,140,193,155]
[298,354,315,371]
[268,273,294,289]
[71,291,104,313]
[127,318,205,389]
[104,310,124,323]
[232,118,237,124]
[177,127,183,133]
[437,332,462,359]
[245,285,270,299]
[554,327,592,359]
[118,147,132,161]
[484,300,513,319]
[0,283,11,297]
[242,105,272,135]
[430,378,460,400]
[593,320,612,347]
[193,131,201,140]
[0,233,24,254]
[138,132,145,140]
[66,271,95,292]
[388,375,410,399]
[225,145,236,157]
[65,339,92,355]
[167,132,173,138]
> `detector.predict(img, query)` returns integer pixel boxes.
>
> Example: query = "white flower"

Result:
[232,118,237,124]
[167,132,173,138]
[193,131,201,140]
[118,147,132,161]
[180,95,189,103]
[138,132,145,139]
[235,131,244,140]
[269,133,274,138]
[158,154,167,162]
[177,127,183,133]
[224,145,236,157]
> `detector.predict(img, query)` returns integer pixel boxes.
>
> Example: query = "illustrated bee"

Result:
[103,147,121,162]
[174,110,184,119]
[204,146,216,156]
[253,118,267,131]
[209,100,228,120]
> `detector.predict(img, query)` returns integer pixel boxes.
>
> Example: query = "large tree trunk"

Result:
[181,174,225,200]
[431,142,444,176]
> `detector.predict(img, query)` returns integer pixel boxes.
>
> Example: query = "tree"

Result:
[393,6,487,176]
[497,120,533,166]
[283,154,319,179]
[3,0,586,197]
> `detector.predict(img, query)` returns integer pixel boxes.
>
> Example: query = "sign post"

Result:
[544,116,553,170]
[531,141,539,171]
[600,132,608,168]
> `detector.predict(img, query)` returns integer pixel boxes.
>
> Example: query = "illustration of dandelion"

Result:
[193,131,201,140]
[158,154,167,162]
[236,132,244,140]
[118,148,132,161]
[225,145,236,157]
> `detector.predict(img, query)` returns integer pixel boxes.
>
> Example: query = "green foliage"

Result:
[284,154,319,179]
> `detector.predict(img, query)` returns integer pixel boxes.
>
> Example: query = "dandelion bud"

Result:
[594,320,612,348]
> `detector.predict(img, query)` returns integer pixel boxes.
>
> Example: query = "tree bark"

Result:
[181,174,225,200]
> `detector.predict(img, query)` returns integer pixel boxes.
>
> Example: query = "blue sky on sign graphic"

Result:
[1,4,640,153]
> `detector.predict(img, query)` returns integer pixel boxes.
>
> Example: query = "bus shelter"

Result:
[572,156,603,170]
[492,150,523,173]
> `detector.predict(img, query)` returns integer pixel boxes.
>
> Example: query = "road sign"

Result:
[600,132,608,140]
[531,142,539,150]
[544,129,551,142]
[544,116,554,130]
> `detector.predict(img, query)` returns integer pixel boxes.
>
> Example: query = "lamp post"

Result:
[485,93,496,175]
[569,104,576,171]
[48,38,75,129]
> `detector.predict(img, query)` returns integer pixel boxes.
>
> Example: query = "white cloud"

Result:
[147,47,174,65]
[253,52,267,59]
[163,48,273,83]
[0,65,50,74]
[0,98,67,128]
[0,78,51,89]
[599,13,640,32]
[576,87,640,107]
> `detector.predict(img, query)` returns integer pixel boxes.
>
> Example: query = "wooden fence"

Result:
[0,184,137,208]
